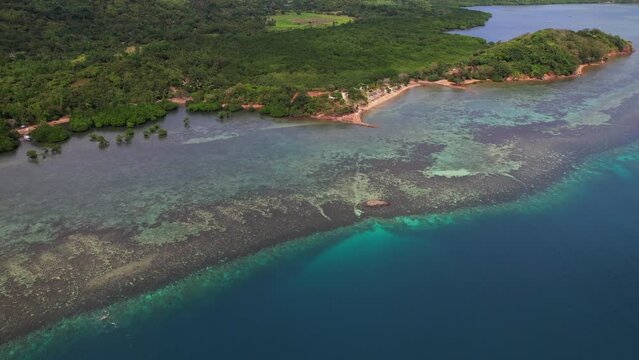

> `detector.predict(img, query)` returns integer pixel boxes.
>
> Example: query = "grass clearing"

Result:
[268,12,354,31]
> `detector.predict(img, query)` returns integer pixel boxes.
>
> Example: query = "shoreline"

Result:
[25,52,627,134]
[314,49,632,126]
[310,79,477,126]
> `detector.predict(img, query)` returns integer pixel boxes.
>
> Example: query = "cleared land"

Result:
[268,12,354,31]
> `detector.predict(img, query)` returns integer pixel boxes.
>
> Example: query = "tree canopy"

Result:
[0,0,634,153]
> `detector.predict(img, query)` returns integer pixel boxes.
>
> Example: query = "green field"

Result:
[268,12,354,31]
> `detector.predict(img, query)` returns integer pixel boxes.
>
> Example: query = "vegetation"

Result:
[0,121,19,152]
[464,29,632,81]
[89,133,109,148]
[159,101,178,112]
[68,104,171,132]
[0,0,634,155]
[187,102,223,112]
[30,123,69,143]
[1,1,489,128]
[124,128,135,143]
[267,12,353,31]
[218,110,232,119]
[97,136,109,148]
[26,150,38,160]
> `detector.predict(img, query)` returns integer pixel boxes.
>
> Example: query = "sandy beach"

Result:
[311,79,480,126]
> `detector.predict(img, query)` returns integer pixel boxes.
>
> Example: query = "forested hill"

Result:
[1,0,269,56]
[2,0,445,56]
[452,29,633,82]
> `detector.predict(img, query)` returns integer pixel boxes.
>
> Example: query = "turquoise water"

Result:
[3,4,639,358]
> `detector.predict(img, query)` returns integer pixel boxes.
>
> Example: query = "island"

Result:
[0,0,632,155]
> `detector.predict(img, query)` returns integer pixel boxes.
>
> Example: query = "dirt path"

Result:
[169,96,193,105]
[18,116,70,136]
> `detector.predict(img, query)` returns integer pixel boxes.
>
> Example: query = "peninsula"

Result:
[318,28,633,125]
[1,18,631,151]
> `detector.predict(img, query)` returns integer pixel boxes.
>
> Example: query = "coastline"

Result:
[314,49,632,126]
[18,52,630,135]
[311,79,478,126]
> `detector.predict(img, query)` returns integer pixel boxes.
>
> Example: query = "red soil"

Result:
[18,116,70,135]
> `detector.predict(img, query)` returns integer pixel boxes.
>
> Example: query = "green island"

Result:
[0,0,633,155]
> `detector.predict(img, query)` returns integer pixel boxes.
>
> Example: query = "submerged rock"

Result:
[364,199,390,208]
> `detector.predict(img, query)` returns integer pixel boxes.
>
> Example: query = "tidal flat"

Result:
[1,4,639,349]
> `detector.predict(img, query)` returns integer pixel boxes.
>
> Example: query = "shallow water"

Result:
[2,4,639,359]
[1,6,638,248]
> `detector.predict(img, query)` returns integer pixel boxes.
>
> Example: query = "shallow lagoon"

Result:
[2,5,639,249]
[2,4,639,359]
